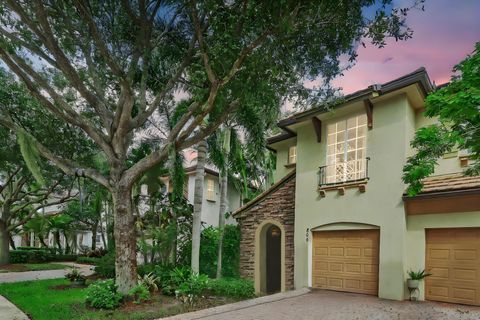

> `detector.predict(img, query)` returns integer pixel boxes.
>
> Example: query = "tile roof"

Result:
[420,173,480,194]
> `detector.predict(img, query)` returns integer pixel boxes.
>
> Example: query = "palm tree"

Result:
[191,140,207,273]
[216,126,231,278]
[24,216,49,247]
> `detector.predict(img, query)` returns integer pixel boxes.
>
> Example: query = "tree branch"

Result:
[190,0,217,83]
[0,116,110,188]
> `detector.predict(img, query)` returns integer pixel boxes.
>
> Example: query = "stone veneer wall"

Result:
[236,174,296,290]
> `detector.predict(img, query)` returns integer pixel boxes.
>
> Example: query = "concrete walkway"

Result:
[0,295,28,320]
[0,262,93,284]
[163,289,480,320]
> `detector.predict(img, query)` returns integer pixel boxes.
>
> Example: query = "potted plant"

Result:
[65,268,86,286]
[407,269,431,290]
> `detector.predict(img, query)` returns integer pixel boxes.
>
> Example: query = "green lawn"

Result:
[0,278,234,320]
[0,263,69,273]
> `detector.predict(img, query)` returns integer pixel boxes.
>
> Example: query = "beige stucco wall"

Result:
[187,173,241,227]
[406,211,480,300]
[271,138,297,182]
[294,94,414,300]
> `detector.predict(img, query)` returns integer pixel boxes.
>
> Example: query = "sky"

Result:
[331,0,480,94]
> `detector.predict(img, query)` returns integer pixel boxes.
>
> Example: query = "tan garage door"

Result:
[426,228,480,306]
[312,229,379,295]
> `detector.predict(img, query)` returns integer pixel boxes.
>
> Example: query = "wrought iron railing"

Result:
[318,158,370,187]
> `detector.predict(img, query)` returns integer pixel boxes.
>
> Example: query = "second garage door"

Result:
[312,229,379,295]
[426,228,480,306]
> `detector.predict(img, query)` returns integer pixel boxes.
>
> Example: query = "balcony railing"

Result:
[318,158,370,187]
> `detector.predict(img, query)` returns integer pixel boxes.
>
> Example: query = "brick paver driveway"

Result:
[170,290,480,320]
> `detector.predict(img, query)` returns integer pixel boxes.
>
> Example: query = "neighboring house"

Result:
[160,164,243,227]
[233,68,480,307]
[10,202,108,253]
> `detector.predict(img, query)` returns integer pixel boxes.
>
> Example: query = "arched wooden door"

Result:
[266,225,281,293]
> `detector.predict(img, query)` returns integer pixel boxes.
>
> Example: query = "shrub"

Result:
[49,254,78,262]
[16,246,50,251]
[85,248,108,258]
[65,268,86,283]
[85,279,123,309]
[76,256,101,265]
[128,284,151,304]
[178,225,240,278]
[161,266,191,295]
[138,272,159,292]
[137,263,156,277]
[176,273,209,305]
[10,250,49,263]
[95,253,115,278]
[208,278,255,298]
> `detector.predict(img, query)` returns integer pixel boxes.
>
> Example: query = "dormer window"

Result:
[325,114,367,184]
[288,145,297,164]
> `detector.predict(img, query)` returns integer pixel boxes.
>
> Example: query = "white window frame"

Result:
[288,145,297,164]
[206,177,216,202]
[326,114,367,184]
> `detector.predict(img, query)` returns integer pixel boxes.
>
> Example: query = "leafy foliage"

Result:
[65,268,86,283]
[176,273,209,305]
[85,279,123,310]
[404,42,480,195]
[207,278,255,298]
[128,284,151,304]
[407,269,432,280]
[94,252,116,278]
[179,225,241,278]
[137,272,160,292]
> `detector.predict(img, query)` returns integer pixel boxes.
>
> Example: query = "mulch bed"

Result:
[0,264,28,272]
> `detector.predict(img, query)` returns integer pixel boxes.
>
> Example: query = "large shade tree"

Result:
[403,42,480,195]
[0,0,421,292]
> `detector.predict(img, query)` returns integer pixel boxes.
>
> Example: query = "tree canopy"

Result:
[0,0,423,292]
[403,42,480,195]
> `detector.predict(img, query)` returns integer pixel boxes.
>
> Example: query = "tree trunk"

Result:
[9,234,16,250]
[112,186,137,294]
[216,171,228,278]
[91,221,98,251]
[54,231,62,252]
[100,223,107,249]
[64,232,71,254]
[191,140,207,273]
[38,235,47,248]
[0,221,10,264]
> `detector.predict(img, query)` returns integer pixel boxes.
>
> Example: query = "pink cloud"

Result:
[333,0,480,93]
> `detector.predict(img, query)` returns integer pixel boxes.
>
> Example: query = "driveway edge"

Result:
[0,295,29,320]
[160,288,311,320]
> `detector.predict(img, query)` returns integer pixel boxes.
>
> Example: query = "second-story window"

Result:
[206,177,216,201]
[326,114,367,183]
[288,145,297,164]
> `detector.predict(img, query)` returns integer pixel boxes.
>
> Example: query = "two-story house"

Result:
[161,164,242,226]
[233,68,480,306]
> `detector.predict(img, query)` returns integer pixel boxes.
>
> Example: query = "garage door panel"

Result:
[426,228,480,306]
[312,230,379,296]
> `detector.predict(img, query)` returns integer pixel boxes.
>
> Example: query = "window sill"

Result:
[206,199,216,203]
[284,163,296,168]
[318,179,368,197]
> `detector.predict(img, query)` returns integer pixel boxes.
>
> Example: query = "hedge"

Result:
[9,250,78,263]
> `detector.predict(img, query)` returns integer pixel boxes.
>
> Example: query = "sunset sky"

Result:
[332,0,480,94]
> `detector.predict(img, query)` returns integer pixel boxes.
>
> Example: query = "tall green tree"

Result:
[0,127,75,263]
[403,42,480,195]
[0,0,421,291]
